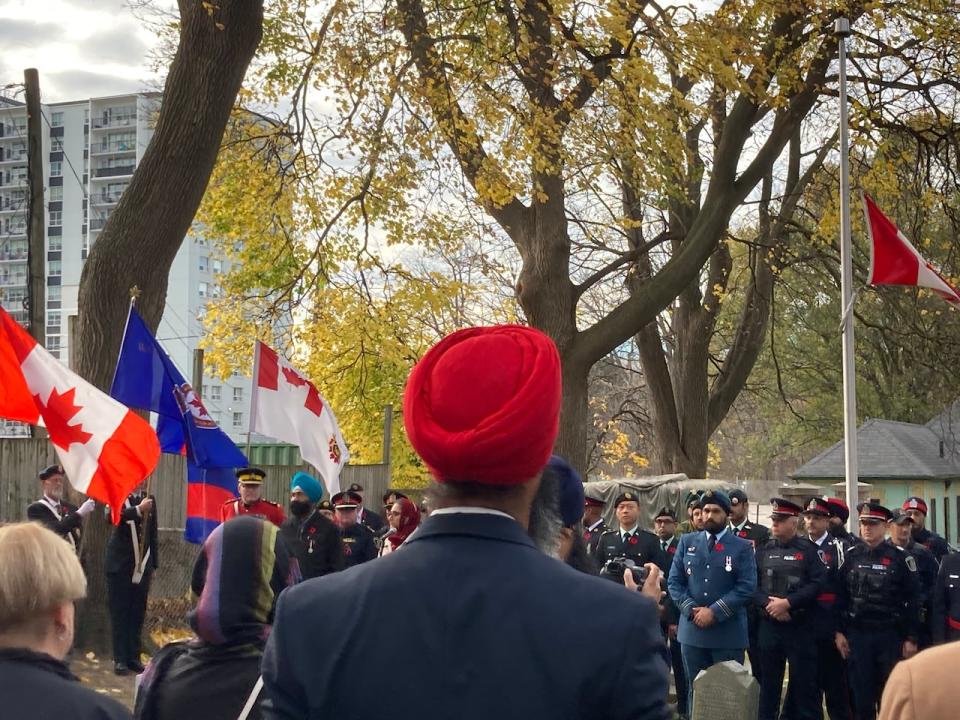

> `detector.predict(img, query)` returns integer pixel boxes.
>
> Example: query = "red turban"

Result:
[403,325,561,485]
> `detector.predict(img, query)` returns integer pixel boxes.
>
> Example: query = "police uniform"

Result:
[332,491,378,568]
[932,552,960,644]
[220,467,286,527]
[888,509,939,650]
[825,498,860,554]
[836,503,921,720]
[105,491,159,675]
[348,482,386,535]
[666,490,757,714]
[26,465,84,550]
[790,497,853,720]
[595,491,662,570]
[582,494,608,559]
[754,499,825,720]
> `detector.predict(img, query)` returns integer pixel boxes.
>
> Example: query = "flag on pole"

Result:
[110,306,247,542]
[0,307,160,523]
[251,341,348,494]
[863,193,960,307]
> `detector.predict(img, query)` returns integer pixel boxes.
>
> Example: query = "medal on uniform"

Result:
[725,555,732,572]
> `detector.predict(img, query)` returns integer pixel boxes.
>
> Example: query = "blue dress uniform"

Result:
[668,490,757,714]
[753,499,826,720]
[932,552,960,644]
[836,503,921,720]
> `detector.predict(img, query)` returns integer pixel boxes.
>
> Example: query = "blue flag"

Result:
[110,306,248,469]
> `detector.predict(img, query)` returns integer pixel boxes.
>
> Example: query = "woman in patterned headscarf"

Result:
[134,516,301,720]
[379,497,421,557]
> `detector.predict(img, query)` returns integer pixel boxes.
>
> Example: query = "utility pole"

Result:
[24,68,45,440]
[192,348,204,396]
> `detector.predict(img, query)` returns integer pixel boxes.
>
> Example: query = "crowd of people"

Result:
[2,324,960,720]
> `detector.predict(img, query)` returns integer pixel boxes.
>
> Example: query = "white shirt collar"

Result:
[620,524,639,540]
[429,506,515,521]
[810,532,828,546]
[732,519,748,532]
[705,527,729,542]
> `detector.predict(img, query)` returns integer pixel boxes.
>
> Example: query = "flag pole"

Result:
[246,342,259,460]
[836,18,859,531]
[123,287,153,564]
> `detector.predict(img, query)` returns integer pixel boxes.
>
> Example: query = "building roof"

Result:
[791,418,960,480]
[927,400,960,455]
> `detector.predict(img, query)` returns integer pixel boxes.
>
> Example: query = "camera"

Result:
[599,557,649,586]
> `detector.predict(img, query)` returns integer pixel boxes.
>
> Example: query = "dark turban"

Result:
[403,325,561,485]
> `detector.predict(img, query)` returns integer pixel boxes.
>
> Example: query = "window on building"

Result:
[47,336,61,351]
[48,311,61,327]
[48,286,61,301]
[51,112,64,128]
[198,256,208,273]
[48,260,61,277]
[49,161,62,178]
[210,385,221,401]
[232,387,243,402]
[211,411,221,424]
[49,210,62,227]
[212,259,222,274]
[49,186,63,202]
[198,282,208,298]
[48,236,61,251]
[232,412,243,428]
[51,138,63,152]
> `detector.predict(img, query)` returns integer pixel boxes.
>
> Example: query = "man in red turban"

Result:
[262,325,671,720]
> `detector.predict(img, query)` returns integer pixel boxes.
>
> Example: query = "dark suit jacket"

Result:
[656,536,681,626]
[263,512,671,720]
[26,499,82,547]
[105,493,159,576]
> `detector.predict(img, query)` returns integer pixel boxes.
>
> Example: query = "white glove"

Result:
[77,498,96,517]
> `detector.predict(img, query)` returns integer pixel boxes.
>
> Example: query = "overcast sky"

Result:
[0,0,165,103]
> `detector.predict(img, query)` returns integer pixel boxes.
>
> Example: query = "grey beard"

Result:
[528,470,563,559]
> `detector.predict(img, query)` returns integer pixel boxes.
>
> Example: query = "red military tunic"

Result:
[220,497,286,527]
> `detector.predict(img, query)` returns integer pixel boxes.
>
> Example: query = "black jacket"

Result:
[753,535,826,625]
[26,498,82,548]
[106,493,159,576]
[339,522,377,568]
[358,507,385,534]
[912,527,950,563]
[595,526,664,570]
[262,512,671,720]
[279,511,344,580]
[731,519,770,550]
[0,648,130,720]
[931,552,960,644]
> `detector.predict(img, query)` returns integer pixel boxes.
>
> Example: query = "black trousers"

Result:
[669,636,688,718]
[846,627,901,720]
[782,631,853,720]
[758,623,818,720]
[747,610,762,683]
[107,570,152,664]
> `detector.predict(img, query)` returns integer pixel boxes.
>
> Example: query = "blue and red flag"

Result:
[110,306,248,543]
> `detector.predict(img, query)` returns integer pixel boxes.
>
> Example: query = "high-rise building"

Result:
[0,92,252,443]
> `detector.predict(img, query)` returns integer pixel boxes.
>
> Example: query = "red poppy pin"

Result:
[737,530,747,538]
[668,546,677,554]
[344,545,353,556]
[308,527,316,535]
[584,532,592,541]
[795,552,803,561]
[881,557,891,566]
[714,543,724,552]
[629,536,638,545]
[824,553,832,563]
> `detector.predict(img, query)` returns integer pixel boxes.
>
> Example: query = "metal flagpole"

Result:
[836,18,859,530]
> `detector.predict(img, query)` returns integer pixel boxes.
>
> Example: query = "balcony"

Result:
[0,276,27,288]
[93,166,135,178]
[92,190,125,205]
[0,152,26,165]
[0,178,26,188]
[90,217,110,230]
[0,202,25,214]
[0,250,27,261]
[90,140,136,155]
[91,113,137,130]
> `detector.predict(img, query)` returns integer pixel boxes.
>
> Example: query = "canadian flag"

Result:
[863,193,960,307]
[0,308,160,522]
[251,341,349,494]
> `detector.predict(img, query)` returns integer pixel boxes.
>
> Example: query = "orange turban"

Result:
[403,325,561,485]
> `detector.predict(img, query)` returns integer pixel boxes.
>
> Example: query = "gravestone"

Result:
[690,660,759,720]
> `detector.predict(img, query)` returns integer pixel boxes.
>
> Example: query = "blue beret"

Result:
[290,471,323,503]
[700,489,731,514]
[546,455,585,527]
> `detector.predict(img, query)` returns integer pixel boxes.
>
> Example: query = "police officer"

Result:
[902,496,950,562]
[280,471,344,580]
[106,488,158,675]
[729,488,769,683]
[887,508,938,649]
[582,493,608,559]
[835,503,920,720]
[677,491,703,535]
[26,464,95,551]
[332,490,377,567]
[754,499,825,720]
[654,507,686,720]
[596,491,662,570]
[932,551,960,643]
[667,490,757,714]
[798,496,853,720]
[346,482,386,534]
[826,498,860,552]
[317,498,335,521]
[220,467,286,526]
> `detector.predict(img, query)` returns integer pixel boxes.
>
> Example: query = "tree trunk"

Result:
[74,0,264,652]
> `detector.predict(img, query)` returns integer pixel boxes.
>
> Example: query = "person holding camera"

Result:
[596,491,663,572]
[753,498,826,720]
[667,490,757,715]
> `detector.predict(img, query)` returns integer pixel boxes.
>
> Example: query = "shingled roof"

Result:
[791,417,960,480]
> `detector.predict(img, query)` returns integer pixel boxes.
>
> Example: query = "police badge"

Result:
[905,555,918,572]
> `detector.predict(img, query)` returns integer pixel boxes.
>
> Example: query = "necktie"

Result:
[661,540,667,552]
[708,534,716,552]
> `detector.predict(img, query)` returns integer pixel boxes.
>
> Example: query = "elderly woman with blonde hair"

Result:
[0,522,130,719]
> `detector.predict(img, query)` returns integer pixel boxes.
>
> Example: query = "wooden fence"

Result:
[0,438,390,529]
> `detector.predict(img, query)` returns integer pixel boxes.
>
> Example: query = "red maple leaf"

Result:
[281,366,324,417]
[34,387,93,451]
